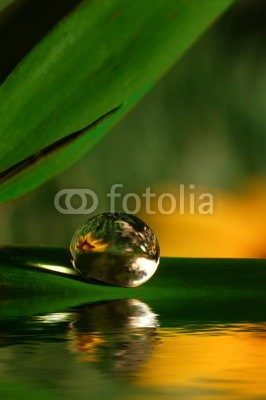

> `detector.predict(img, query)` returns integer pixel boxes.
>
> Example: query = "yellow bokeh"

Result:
[132,325,266,400]
[140,179,266,258]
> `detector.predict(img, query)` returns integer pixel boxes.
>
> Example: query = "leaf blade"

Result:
[0,0,234,201]
[1,246,265,323]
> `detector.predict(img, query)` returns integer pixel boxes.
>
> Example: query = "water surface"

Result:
[0,299,265,400]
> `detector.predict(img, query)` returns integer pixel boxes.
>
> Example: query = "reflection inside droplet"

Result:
[34,312,74,324]
[70,212,160,287]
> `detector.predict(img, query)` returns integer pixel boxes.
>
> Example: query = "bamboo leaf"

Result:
[1,246,265,322]
[0,0,234,202]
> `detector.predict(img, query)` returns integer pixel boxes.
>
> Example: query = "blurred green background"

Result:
[0,0,265,256]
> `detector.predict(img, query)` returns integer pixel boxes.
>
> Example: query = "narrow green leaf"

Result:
[0,246,265,323]
[0,0,234,202]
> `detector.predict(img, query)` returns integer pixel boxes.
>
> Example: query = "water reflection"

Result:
[0,299,159,379]
[0,299,265,400]
[68,299,159,374]
[134,324,266,400]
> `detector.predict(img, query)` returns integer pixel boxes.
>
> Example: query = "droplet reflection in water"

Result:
[68,299,159,373]
[70,212,160,287]
[0,305,265,399]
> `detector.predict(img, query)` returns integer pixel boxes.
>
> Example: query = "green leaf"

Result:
[0,0,234,202]
[1,246,265,323]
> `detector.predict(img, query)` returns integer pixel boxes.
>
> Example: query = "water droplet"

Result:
[70,212,160,287]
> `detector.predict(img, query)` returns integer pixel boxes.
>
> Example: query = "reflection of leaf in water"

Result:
[0,299,159,396]
[1,298,266,399]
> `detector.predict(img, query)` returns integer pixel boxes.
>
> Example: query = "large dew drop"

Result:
[70,212,160,287]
